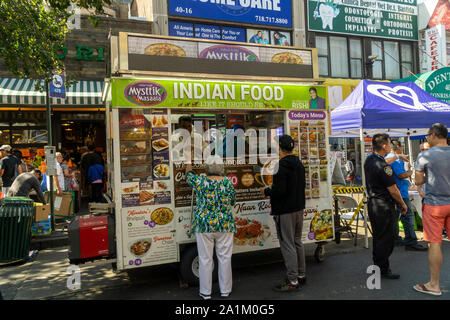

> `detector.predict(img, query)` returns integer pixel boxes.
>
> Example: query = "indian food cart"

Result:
[99,33,335,284]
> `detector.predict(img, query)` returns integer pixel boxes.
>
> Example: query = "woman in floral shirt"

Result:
[186,156,236,300]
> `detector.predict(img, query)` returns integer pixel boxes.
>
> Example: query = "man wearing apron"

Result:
[364,133,407,279]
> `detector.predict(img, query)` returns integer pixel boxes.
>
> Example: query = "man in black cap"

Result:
[0,144,20,197]
[364,133,407,279]
[262,134,306,292]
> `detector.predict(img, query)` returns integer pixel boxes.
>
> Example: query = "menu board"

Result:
[172,157,277,208]
[122,206,177,268]
[288,110,334,242]
[119,109,172,208]
[118,108,178,269]
[290,119,328,200]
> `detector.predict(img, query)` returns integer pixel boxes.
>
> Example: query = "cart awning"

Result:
[0,78,104,106]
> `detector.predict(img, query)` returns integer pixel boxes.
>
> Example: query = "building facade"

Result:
[0,13,152,162]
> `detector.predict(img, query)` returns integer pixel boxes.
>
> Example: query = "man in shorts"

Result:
[413,123,450,296]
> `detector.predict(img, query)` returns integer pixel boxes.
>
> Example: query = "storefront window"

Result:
[0,129,10,145]
[401,44,413,78]
[349,39,362,78]
[12,129,47,145]
[330,37,349,78]
[384,41,400,79]
[371,41,383,79]
[316,36,329,77]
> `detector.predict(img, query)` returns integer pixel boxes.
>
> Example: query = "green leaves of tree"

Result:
[0,0,111,90]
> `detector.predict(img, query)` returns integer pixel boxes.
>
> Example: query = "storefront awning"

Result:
[0,78,104,106]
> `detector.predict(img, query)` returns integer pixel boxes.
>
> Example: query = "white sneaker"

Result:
[199,293,211,300]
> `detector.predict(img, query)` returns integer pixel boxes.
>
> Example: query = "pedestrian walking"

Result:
[46,152,64,196]
[262,135,306,292]
[413,123,450,297]
[417,142,430,200]
[364,133,407,280]
[7,170,46,204]
[385,140,427,251]
[88,163,105,203]
[80,144,103,199]
[185,156,236,300]
[0,145,20,198]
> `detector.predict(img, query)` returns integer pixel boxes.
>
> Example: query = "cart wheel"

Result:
[315,245,325,263]
[179,245,218,287]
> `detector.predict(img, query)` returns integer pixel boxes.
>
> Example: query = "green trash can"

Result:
[0,197,34,263]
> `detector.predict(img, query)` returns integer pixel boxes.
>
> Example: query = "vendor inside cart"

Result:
[171,110,285,162]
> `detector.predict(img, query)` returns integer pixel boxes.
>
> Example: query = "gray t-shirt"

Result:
[415,146,450,206]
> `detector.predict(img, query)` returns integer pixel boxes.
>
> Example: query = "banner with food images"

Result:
[288,110,334,241]
[127,35,313,66]
[118,108,178,268]
[122,206,177,268]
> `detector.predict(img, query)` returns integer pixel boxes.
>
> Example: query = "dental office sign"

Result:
[113,78,326,110]
[307,0,418,41]
[168,0,292,28]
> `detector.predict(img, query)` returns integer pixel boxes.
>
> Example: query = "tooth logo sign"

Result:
[367,84,428,111]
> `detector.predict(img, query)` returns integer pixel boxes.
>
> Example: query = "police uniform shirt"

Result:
[364,153,396,201]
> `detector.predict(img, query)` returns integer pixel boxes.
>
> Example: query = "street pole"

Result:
[359,128,368,249]
[45,81,55,232]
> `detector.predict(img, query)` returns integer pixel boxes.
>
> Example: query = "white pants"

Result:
[196,232,234,296]
[2,187,10,198]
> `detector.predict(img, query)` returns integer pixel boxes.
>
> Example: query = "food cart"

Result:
[100,33,335,284]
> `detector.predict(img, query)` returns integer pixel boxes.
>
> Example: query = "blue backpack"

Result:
[41,173,48,192]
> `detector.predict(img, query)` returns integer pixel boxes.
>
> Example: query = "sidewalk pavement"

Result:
[0,225,447,300]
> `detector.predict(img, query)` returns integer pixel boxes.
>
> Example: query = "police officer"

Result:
[364,133,407,279]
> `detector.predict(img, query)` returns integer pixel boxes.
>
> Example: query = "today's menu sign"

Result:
[307,0,418,41]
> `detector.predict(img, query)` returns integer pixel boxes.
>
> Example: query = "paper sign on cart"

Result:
[54,196,62,211]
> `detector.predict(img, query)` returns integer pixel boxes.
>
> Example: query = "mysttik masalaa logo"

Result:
[125,81,167,106]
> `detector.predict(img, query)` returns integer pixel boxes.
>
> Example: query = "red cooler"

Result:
[69,214,115,264]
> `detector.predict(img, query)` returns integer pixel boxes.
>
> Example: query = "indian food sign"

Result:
[307,0,418,41]
[112,78,327,110]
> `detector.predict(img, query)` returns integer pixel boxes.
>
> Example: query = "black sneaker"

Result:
[381,271,400,279]
[405,244,428,251]
[273,281,299,292]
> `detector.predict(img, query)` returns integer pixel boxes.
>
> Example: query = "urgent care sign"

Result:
[425,24,447,71]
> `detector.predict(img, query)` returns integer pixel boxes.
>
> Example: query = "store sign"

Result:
[49,70,66,99]
[307,0,418,41]
[127,36,312,65]
[198,44,259,61]
[169,21,246,42]
[424,67,450,104]
[168,0,292,28]
[124,81,167,106]
[112,78,326,110]
[425,25,446,72]
[195,24,221,40]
